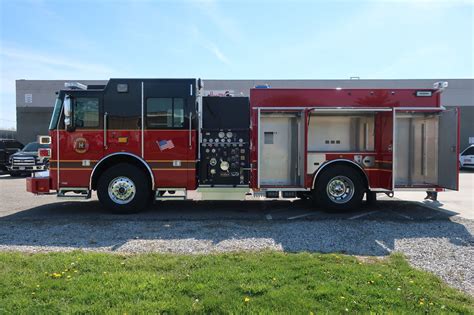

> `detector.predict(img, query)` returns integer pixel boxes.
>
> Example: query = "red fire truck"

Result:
[27,79,459,213]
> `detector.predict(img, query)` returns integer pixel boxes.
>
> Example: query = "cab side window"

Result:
[147,98,185,129]
[74,98,99,128]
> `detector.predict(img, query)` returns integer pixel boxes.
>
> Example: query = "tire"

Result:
[97,163,151,214]
[312,165,365,212]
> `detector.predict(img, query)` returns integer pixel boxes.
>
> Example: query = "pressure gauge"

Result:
[215,138,219,143]
[239,138,243,143]
[209,158,217,166]
[227,139,231,143]
[218,131,225,138]
[210,169,216,175]
[209,138,213,143]
[226,131,233,138]
[220,161,230,171]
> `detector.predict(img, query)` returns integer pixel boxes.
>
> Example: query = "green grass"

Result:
[0,252,472,314]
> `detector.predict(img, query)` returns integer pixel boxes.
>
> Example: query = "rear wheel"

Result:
[312,165,365,211]
[97,163,151,214]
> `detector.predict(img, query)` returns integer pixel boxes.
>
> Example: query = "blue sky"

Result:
[1,0,473,129]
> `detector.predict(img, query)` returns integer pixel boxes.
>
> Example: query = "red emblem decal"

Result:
[73,137,89,154]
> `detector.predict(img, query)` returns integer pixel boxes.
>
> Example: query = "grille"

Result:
[12,157,36,166]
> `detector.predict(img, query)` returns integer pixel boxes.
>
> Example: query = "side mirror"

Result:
[64,95,73,130]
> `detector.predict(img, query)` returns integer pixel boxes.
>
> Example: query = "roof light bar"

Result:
[64,82,88,90]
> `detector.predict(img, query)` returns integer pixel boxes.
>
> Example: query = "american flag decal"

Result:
[157,139,175,151]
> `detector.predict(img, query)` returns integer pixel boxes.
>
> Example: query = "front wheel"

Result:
[97,163,151,214]
[312,165,365,211]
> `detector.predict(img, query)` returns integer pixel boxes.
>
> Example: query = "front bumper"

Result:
[26,176,52,194]
[7,165,47,172]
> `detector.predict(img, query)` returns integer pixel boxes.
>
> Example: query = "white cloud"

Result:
[202,41,231,65]
[1,46,113,76]
[189,25,231,66]
[193,0,244,42]
[0,43,117,129]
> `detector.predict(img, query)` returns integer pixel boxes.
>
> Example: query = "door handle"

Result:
[104,112,108,149]
[188,112,192,148]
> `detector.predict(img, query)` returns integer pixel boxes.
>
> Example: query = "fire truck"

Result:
[27,79,459,214]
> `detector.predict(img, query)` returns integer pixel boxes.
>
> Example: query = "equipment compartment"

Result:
[259,112,304,186]
[394,109,458,189]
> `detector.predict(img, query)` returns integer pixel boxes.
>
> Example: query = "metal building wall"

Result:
[16,79,473,148]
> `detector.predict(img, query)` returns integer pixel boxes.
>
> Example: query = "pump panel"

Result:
[199,97,250,186]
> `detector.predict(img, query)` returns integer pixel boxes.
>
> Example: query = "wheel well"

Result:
[312,160,369,191]
[90,154,154,190]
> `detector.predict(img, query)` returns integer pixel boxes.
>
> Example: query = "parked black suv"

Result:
[0,139,23,172]
[7,142,50,177]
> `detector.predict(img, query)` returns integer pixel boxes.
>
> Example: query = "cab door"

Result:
[55,92,104,188]
[143,81,197,189]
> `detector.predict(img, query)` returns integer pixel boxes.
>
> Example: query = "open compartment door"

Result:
[394,108,459,190]
[437,108,459,190]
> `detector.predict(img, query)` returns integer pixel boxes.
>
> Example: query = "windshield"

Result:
[49,97,63,130]
[22,142,49,152]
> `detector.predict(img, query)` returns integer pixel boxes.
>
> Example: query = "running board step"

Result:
[58,188,91,199]
[155,188,187,201]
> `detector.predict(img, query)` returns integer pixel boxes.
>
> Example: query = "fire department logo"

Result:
[73,137,89,154]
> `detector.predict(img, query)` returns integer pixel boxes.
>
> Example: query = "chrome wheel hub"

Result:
[326,176,354,204]
[108,176,136,204]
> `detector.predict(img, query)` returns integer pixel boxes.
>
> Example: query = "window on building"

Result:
[147,98,185,128]
[74,98,99,128]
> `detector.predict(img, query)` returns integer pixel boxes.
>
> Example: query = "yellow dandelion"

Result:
[67,275,71,279]
[103,271,107,274]
[409,280,414,284]
[429,302,433,306]
[340,296,345,299]
[36,284,40,288]
[31,292,35,295]
[74,270,78,273]
[419,301,424,305]
[397,287,401,291]
[272,277,276,281]
[244,297,250,303]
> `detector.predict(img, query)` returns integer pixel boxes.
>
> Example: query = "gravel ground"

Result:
[0,216,472,296]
